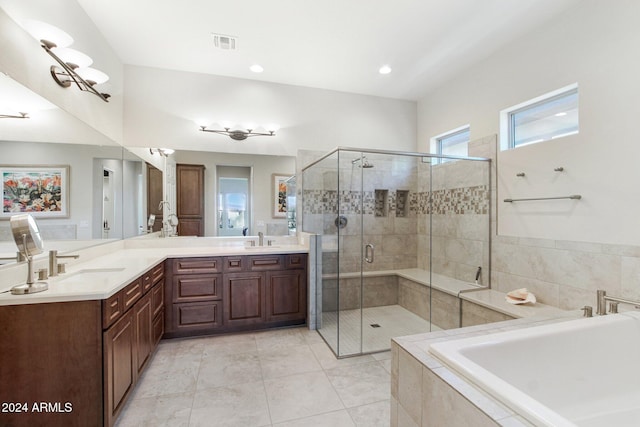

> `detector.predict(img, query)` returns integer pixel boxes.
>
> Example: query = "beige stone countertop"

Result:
[0,245,308,306]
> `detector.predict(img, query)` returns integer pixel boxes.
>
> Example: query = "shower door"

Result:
[334,151,366,356]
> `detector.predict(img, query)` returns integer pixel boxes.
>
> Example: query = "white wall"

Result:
[0,2,124,144]
[1,141,123,240]
[417,0,640,246]
[123,65,417,157]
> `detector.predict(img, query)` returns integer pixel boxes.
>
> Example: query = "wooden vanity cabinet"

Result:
[165,253,307,338]
[103,262,165,427]
[0,261,165,427]
[164,257,223,336]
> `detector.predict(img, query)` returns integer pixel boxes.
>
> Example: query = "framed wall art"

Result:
[1,165,70,219]
[272,173,290,218]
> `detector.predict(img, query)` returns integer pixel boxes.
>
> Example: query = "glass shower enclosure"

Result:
[301,148,491,357]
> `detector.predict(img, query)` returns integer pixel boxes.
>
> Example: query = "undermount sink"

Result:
[244,245,280,250]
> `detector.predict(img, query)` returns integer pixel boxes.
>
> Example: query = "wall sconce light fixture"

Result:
[199,125,277,141]
[23,20,111,102]
[0,112,29,119]
[149,148,175,157]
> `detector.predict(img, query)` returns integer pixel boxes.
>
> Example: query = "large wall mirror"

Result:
[0,75,148,265]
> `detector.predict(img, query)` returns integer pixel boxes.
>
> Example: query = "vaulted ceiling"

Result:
[76,0,580,100]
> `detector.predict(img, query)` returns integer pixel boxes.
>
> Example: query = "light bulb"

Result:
[379,65,392,75]
[76,67,109,85]
[23,20,73,48]
[51,47,93,68]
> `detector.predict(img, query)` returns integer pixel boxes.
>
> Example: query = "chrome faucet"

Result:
[258,232,264,246]
[49,250,79,277]
[596,289,640,315]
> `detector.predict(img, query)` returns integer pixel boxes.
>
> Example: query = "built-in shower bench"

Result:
[322,268,564,329]
[394,268,564,327]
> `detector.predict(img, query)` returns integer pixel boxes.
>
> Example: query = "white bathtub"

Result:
[430,312,640,427]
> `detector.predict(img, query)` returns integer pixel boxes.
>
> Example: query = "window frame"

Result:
[431,125,471,164]
[500,83,578,151]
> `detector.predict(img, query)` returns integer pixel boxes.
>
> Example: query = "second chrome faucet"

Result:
[48,250,79,277]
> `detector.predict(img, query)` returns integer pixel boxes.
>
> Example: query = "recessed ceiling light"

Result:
[379,65,392,75]
[555,112,567,117]
[250,64,264,73]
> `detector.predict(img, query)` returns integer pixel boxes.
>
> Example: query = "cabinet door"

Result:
[224,272,266,326]
[152,279,165,317]
[103,310,135,427]
[153,311,164,347]
[134,293,153,376]
[266,270,307,322]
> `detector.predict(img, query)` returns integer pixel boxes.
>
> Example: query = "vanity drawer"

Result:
[285,254,307,269]
[172,257,222,274]
[248,255,282,271]
[102,292,123,329]
[172,301,223,330]
[223,256,244,272]
[172,274,222,302]
[123,278,143,311]
[141,270,153,293]
[151,262,164,284]
[102,278,144,329]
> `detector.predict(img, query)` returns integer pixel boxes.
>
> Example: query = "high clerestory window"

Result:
[501,83,579,150]
[432,125,470,164]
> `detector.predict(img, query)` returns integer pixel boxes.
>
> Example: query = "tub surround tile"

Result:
[621,256,640,301]
[421,367,499,427]
[396,402,419,427]
[392,311,584,427]
[494,272,560,307]
[397,348,423,425]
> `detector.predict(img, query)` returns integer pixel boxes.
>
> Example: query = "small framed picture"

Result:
[1,165,70,219]
[272,173,290,218]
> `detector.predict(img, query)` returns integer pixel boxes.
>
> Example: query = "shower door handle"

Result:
[365,244,375,263]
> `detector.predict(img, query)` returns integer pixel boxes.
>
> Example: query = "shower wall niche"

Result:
[302,148,490,357]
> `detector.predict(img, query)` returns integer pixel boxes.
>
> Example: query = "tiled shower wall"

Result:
[416,158,490,285]
[301,150,491,283]
[470,135,640,311]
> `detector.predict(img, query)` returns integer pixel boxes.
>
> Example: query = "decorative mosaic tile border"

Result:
[303,185,489,215]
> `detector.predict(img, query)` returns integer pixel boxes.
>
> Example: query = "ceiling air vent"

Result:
[212,33,238,51]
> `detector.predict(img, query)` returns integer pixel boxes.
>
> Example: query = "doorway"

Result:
[217,166,252,236]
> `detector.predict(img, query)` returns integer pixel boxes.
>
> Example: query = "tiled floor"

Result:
[319,305,439,356]
[116,327,392,427]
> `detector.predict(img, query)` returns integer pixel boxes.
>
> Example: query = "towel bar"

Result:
[503,195,582,203]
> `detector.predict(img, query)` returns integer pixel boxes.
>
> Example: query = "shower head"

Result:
[352,156,374,168]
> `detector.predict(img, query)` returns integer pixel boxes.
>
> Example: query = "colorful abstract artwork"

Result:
[1,166,69,218]
[272,174,289,218]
